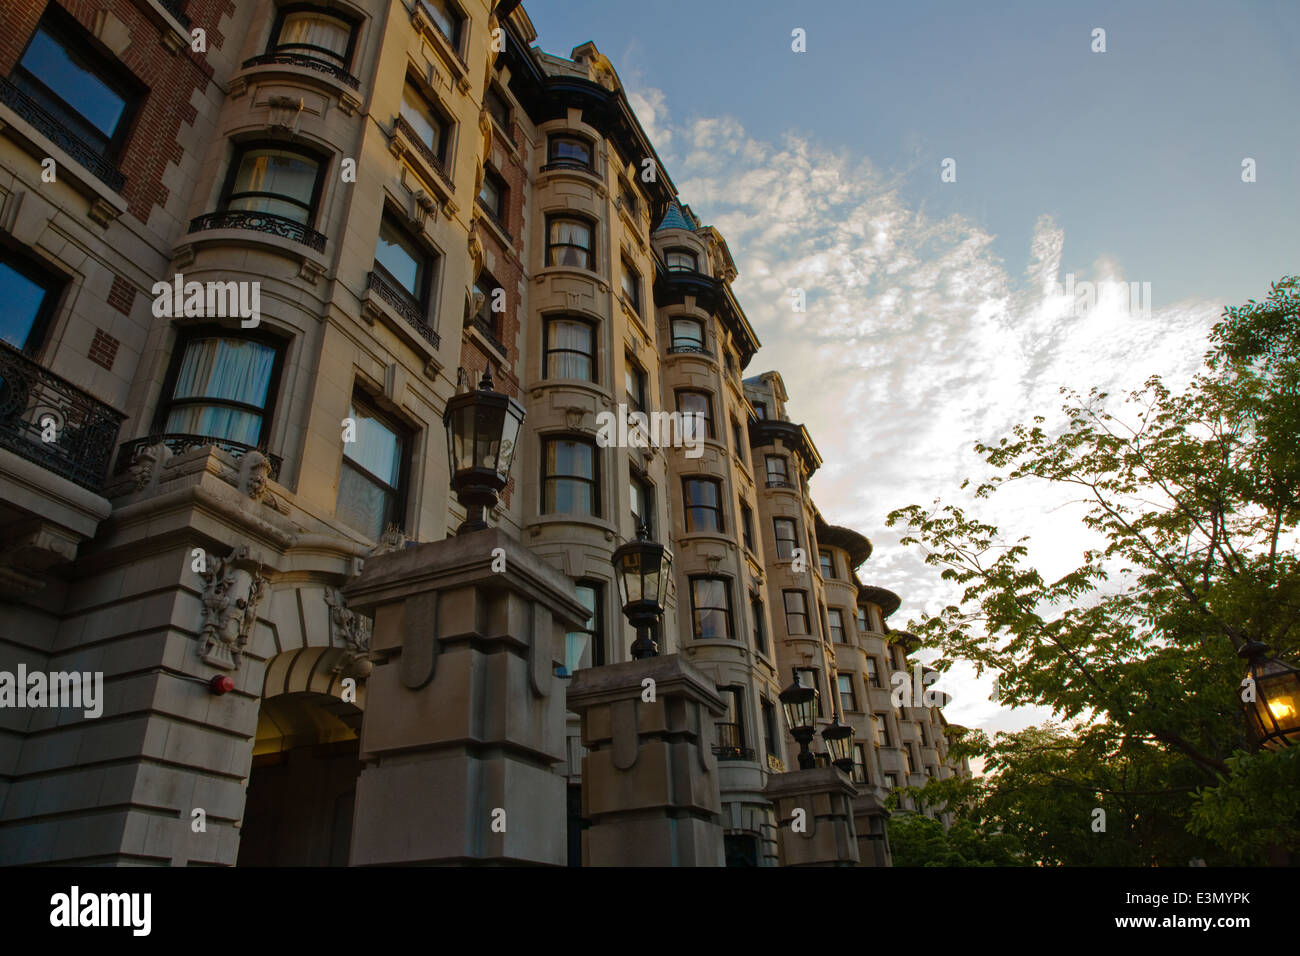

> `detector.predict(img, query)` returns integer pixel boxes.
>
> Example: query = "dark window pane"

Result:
[0,261,52,350]
[20,28,126,141]
[375,217,429,300]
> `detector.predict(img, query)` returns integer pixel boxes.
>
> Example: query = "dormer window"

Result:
[547,135,593,171]
[665,248,697,272]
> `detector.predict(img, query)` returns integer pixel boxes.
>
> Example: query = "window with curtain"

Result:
[542,437,599,515]
[675,389,713,440]
[0,251,62,353]
[374,213,433,307]
[565,581,603,670]
[689,576,733,640]
[828,608,846,643]
[682,477,724,533]
[765,454,790,487]
[223,145,323,225]
[547,135,592,169]
[773,517,798,560]
[665,248,697,272]
[783,589,810,634]
[161,334,279,447]
[273,9,354,67]
[14,11,138,159]
[669,317,705,352]
[543,318,594,381]
[838,673,858,713]
[546,216,593,270]
[400,81,450,165]
[337,394,408,540]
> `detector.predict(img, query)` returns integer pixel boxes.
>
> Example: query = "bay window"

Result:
[683,477,724,533]
[222,144,325,225]
[689,576,734,640]
[158,330,282,449]
[543,317,594,381]
[542,436,599,516]
[546,216,594,270]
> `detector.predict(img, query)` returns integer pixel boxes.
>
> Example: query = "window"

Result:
[765,455,790,488]
[472,270,502,339]
[621,258,641,313]
[762,699,778,756]
[547,135,593,170]
[883,773,898,791]
[624,357,646,412]
[716,686,746,758]
[400,80,452,167]
[375,213,435,310]
[796,668,823,717]
[13,10,141,160]
[783,589,810,634]
[546,216,594,270]
[753,401,767,419]
[337,394,409,540]
[731,418,747,464]
[865,657,881,688]
[484,84,510,130]
[683,478,724,533]
[751,592,768,656]
[665,248,697,272]
[857,606,869,634]
[478,166,506,222]
[902,745,914,776]
[852,744,868,784]
[159,331,281,448]
[828,608,846,644]
[222,144,325,225]
[838,673,858,713]
[542,437,599,516]
[543,317,594,381]
[0,248,62,353]
[271,8,356,69]
[669,317,706,353]
[566,581,604,670]
[689,576,734,640]
[873,714,891,747]
[819,549,835,579]
[629,471,653,537]
[773,518,798,560]
[675,390,714,441]
[618,179,638,218]
[422,0,464,47]
[740,503,755,552]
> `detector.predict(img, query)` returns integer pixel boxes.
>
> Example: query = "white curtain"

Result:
[548,321,591,379]
[165,338,274,445]
[549,220,590,268]
[280,12,349,60]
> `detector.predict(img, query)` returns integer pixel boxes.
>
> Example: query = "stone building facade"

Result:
[0,0,967,866]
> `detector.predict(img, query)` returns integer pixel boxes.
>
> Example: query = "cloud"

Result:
[631,84,1225,733]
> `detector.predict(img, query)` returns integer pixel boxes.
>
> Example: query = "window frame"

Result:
[795,667,824,718]
[546,133,594,171]
[669,316,707,353]
[765,454,790,488]
[400,77,454,167]
[750,591,769,656]
[477,164,507,224]
[336,389,412,540]
[873,713,891,748]
[852,743,869,784]
[545,214,596,271]
[268,4,360,70]
[484,83,511,131]
[674,388,714,440]
[664,247,697,272]
[541,434,601,517]
[740,501,755,552]
[773,517,799,560]
[837,673,859,713]
[783,589,810,635]
[624,355,647,412]
[374,209,437,314]
[153,324,287,451]
[688,574,734,641]
[567,579,605,670]
[620,257,641,314]
[828,607,846,644]
[0,242,65,356]
[542,315,596,383]
[219,140,329,228]
[629,469,654,537]
[865,656,881,688]
[819,549,836,579]
[421,0,466,49]
[472,268,503,340]
[682,476,725,534]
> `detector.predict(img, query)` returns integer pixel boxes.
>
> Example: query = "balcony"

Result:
[765,477,795,490]
[188,210,327,252]
[114,433,282,481]
[0,76,126,192]
[667,343,711,356]
[393,115,454,192]
[367,271,440,350]
[713,722,754,762]
[0,341,124,492]
[241,52,359,90]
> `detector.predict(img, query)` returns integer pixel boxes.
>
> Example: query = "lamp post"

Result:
[822,713,855,776]
[611,523,672,660]
[443,366,525,534]
[1239,641,1300,751]
[779,668,819,770]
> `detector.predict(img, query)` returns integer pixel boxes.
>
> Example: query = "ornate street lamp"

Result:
[822,714,855,775]
[443,366,525,534]
[611,522,672,660]
[779,668,818,770]
[1239,641,1300,751]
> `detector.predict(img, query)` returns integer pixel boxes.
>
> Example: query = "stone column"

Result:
[342,529,589,865]
[567,655,727,866]
[853,793,893,866]
[765,768,860,866]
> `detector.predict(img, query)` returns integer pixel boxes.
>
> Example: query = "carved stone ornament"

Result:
[325,585,372,676]
[198,544,267,671]
[369,524,407,558]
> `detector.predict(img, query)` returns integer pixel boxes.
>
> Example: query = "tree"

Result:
[887,276,1300,865]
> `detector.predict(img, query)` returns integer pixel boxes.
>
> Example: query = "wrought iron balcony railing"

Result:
[539,159,598,175]
[368,271,440,349]
[467,314,506,355]
[189,210,327,252]
[241,52,360,89]
[0,77,126,192]
[765,477,795,489]
[114,433,282,481]
[0,341,124,492]
[667,343,711,356]
[713,722,754,762]
[159,0,191,29]
[393,115,453,189]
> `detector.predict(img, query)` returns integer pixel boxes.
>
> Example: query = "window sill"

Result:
[228,57,362,115]
[0,88,129,226]
[527,513,619,540]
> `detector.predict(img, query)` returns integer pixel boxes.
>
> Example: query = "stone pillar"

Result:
[567,655,727,866]
[853,793,893,866]
[342,529,589,865]
[765,768,860,866]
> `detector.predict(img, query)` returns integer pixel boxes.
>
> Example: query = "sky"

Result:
[525,0,1300,738]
